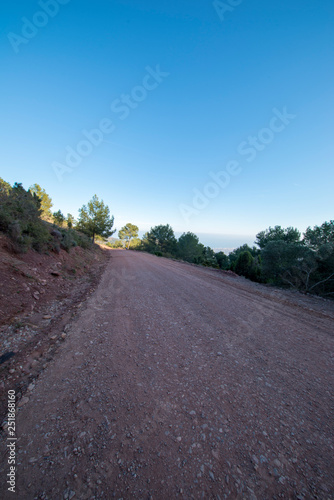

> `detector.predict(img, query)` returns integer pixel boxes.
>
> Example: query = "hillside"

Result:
[0,234,109,420]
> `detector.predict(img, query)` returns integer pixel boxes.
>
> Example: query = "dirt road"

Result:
[1,250,334,499]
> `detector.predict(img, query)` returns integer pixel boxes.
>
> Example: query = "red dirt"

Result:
[1,249,334,499]
[0,234,108,326]
[0,234,109,430]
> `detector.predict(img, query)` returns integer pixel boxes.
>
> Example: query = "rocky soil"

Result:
[1,249,334,499]
[0,234,109,426]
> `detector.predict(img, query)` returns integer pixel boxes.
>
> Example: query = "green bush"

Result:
[0,180,50,252]
[234,251,254,278]
[60,230,74,252]
[25,221,51,252]
[8,222,31,253]
[162,252,175,259]
[73,231,92,249]
[0,207,12,232]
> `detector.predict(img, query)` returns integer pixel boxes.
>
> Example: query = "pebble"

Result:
[18,396,29,407]
[63,488,76,499]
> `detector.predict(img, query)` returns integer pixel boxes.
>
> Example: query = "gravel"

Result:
[1,250,334,499]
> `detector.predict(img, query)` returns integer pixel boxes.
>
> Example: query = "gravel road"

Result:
[1,249,334,499]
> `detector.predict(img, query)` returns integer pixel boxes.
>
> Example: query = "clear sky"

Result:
[1,0,333,249]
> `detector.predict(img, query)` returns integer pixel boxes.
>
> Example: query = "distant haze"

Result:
[195,233,256,252]
[134,231,256,253]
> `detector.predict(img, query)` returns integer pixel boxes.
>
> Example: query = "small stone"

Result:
[43,315,52,319]
[29,457,37,463]
[18,396,29,407]
[273,459,281,467]
[9,368,15,374]
[209,471,215,480]
[176,436,182,442]
[61,333,66,340]
[27,383,35,392]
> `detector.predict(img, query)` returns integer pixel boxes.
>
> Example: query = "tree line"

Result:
[0,178,114,253]
[129,222,333,297]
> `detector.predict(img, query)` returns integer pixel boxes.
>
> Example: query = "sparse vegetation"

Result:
[0,178,92,253]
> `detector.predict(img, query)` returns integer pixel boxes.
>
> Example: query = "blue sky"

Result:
[1,0,333,249]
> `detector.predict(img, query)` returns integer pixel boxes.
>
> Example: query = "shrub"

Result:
[234,251,254,278]
[26,221,51,252]
[73,231,92,249]
[0,207,12,232]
